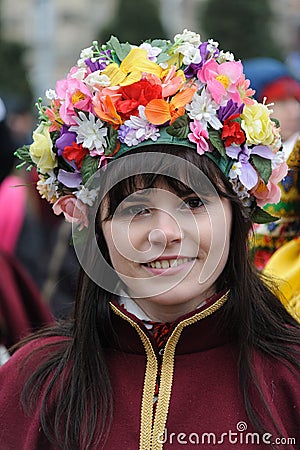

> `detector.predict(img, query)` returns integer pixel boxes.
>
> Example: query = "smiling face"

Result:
[101,177,232,321]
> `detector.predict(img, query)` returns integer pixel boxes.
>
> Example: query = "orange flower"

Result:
[93,94,122,126]
[144,85,197,125]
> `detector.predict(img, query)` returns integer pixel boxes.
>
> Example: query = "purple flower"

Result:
[58,169,82,188]
[226,143,274,190]
[217,100,244,122]
[56,126,77,156]
[85,50,112,72]
[118,125,131,143]
[184,42,220,78]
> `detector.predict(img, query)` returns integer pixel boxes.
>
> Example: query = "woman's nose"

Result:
[148,210,183,246]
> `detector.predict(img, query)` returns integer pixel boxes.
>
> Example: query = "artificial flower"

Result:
[241,101,275,146]
[250,161,288,207]
[15,30,286,226]
[53,195,89,230]
[101,48,162,87]
[75,186,100,206]
[29,124,57,174]
[226,143,275,190]
[93,93,122,126]
[118,105,160,147]
[185,89,222,130]
[139,42,162,62]
[221,114,246,147]
[145,85,197,125]
[56,73,93,125]
[188,120,211,154]
[56,126,77,156]
[36,172,59,203]
[62,142,89,169]
[115,79,162,120]
[84,71,111,90]
[198,59,244,105]
[69,111,108,154]
[44,99,63,132]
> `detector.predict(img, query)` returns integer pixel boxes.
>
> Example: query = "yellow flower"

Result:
[241,100,275,146]
[29,124,57,173]
[102,48,162,86]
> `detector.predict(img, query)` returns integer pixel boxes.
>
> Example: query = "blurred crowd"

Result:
[0,97,80,364]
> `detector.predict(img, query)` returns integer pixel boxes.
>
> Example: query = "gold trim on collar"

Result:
[110,290,229,449]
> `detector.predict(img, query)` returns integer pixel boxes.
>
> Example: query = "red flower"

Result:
[63,142,89,169]
[222,113,246,147]
[116,79,162,119]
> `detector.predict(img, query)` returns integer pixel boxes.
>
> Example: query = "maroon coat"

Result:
[0,293,299,449]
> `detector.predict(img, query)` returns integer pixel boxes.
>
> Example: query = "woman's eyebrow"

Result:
[123,193,150,203]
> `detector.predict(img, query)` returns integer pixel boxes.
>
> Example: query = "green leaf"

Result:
[208,129,226,157]
[14,145,34,165]
[81,155,100,185]
[251,207,279,224]
[251,155,272,184]
[106,35,131,61]
[156,52,171,64]
[106,125,119,155]
[271,117,280,129]
[166,115,189,139]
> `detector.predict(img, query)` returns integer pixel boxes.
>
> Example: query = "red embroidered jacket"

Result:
[0,292,299,449]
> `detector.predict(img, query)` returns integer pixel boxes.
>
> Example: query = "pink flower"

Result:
[188,120,211,155]
[53,194,89,230]
[56,70,93,125]
[236,74,255,105]
[198,59,243,105]
[251,161,288,207]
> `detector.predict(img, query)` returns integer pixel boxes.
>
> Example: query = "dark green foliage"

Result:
[98,0,167,45]
[199,0,282,60]
[0,40,33,105]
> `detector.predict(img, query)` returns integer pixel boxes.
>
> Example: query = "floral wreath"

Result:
[16,29,287,229]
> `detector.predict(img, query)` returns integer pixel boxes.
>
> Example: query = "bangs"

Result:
[98,145,231,221]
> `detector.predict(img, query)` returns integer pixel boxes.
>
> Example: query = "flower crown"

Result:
[16,29,287,228]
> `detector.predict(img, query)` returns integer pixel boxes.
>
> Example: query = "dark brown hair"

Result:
[15,145,300,449]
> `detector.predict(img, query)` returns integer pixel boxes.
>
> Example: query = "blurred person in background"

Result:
[2,98,79,319]
[243,57,300,270]
[0,97,53,366]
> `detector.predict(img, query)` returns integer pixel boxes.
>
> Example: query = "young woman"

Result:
[0,30,299,450]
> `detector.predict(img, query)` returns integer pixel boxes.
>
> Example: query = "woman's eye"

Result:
[182,197,204,210]
[123,205,151,217]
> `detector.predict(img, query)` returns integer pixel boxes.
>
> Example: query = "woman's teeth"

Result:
[146,258,192,269]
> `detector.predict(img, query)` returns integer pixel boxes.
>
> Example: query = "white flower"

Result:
[186,89,222,130]
[77,45,94,67]
[217,50,235,63]
[272,148,286,169]
[229,178,252,207]
[71,67,87,81]
[174,29,201,46]
[45,89,58,100]
[207,39,219,53]
[229,161,242,179]
[121,106,160,146]
[84,71,111,90]
[70,111,108,152]
[37,171,59,203]
[75,186,99,206]
[139,42,162,62]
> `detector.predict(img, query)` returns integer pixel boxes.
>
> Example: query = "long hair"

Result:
[15,145,300,449]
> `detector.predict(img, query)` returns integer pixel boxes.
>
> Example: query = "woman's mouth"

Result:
[142,257,195,275]
[145,257,194,269]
